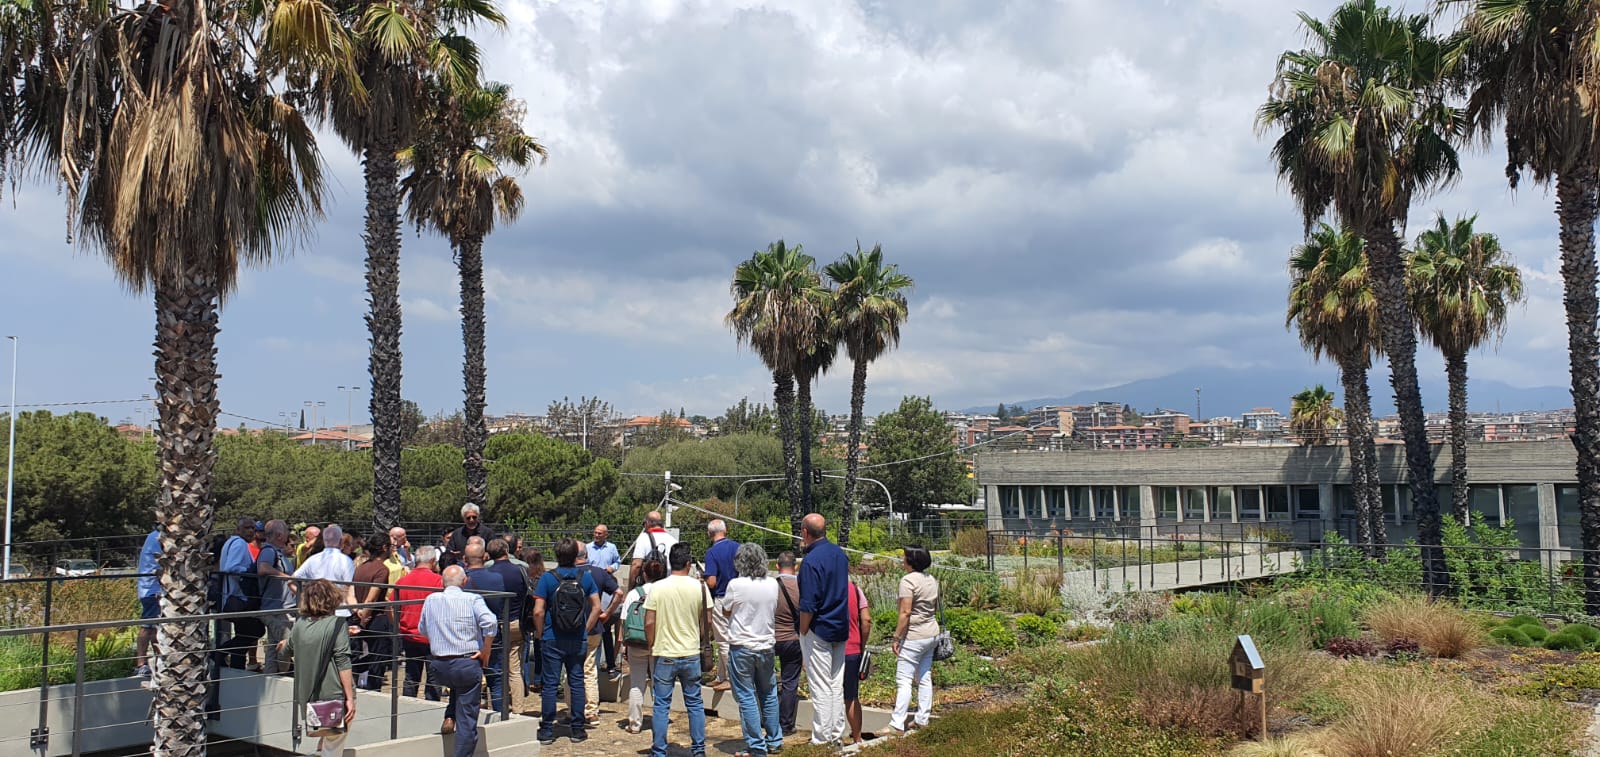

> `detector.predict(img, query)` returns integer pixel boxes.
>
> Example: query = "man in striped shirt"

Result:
[419,565,497,757]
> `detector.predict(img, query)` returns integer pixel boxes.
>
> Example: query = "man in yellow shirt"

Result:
[644,542,711,757]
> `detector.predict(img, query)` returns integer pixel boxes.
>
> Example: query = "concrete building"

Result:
[1241,407,1284,434]
[1144,411,1192,436]
[978,440,1578,550]
[1082,425,1165,450]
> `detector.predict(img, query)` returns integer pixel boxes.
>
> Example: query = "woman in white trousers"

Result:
[620,557,667,733]
[889,545,940,732]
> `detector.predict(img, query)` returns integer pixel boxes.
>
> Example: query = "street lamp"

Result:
[3,336,15,580]
[304,400,326,446]
[337,386,361,451]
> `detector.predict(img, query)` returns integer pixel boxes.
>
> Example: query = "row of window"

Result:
[996,483,1557,526]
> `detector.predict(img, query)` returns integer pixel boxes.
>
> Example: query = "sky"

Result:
[0,0,1581,428]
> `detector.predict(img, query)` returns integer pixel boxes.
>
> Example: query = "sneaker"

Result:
[607,668,623,680]
[570,730,588,744]
[134,665,151,679]
[537,733,557,746]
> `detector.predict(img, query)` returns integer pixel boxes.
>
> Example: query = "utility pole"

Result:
[3,336,15,580]
[1195,387,1202,422]
[338,386,361,451]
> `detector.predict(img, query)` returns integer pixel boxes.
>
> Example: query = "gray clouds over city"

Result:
[0,0,1576,424]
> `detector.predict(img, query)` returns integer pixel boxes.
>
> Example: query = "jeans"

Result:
[891,636,937,729]
[522,636,543,693]
[485,635,505,715]
[775,639,802,733]
[430,656,482,757]
[539,637,587,739]
[402,639,440,700]
[729,646,782,756]
[651,655,706,757]
[801,633,845,745]
[262,615,292,674]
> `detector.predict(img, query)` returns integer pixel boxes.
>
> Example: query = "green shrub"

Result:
[870,609,898,645]
[1015,613,1059,644]
[1558,624,1600,645]
[958,613,1016,654]
[1505,614,1542,628]
[934,567,1002,609]
[1490,626,1533,647]
[950,527,989,557]
[1519,623,1550,642]
[1543,630,1590,651]
[1304,591,1358,649]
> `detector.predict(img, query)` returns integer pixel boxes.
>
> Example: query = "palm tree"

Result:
[1287,224,1385,548]
[1260,0,1464,592]
[825,244,913,548]
[1291,386,1345,446]
[1409,213,1524,524]
[402,82,545,511]
[316,0,503,532]
[19,1,332,752]
[794,288,838,513]
[1446,0,1600,612]
[727,241,827,531]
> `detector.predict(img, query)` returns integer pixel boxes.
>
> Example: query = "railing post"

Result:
[1056,533,1064,576]
[71,629,85,757]
[390,605,400,739]
[500,612,510,722]
[35,576,53,755]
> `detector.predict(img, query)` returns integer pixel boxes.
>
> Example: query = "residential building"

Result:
[1241,407,1284,434]
[1143,411,1191,436]
[1082,425,1165,450]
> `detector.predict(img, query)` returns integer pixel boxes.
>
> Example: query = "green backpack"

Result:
[623,585,651,646]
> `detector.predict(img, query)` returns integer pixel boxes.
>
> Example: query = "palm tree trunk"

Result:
[838,354,869,549]
[1363,223,1443,593]
[364,134,404,532]
[458,233,488,509]
[149,269,221,757]
[773,369,802,533]
[796,370,815,512]
[1556,166,1600,615]
[1445,350,1471,524]
[1360,404,1385,552]
[1340,361,1374,552]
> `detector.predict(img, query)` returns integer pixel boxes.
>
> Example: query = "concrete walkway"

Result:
[1063,550,1311,592]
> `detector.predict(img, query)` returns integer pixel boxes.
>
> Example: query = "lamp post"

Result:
[305,400,326,446]
[3,336,16,580]
[337,386,361,451]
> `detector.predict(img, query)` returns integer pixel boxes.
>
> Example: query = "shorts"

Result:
[140,595,160,625]
[843,653,862,702]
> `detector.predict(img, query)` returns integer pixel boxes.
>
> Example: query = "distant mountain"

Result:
[964,366,1573,419]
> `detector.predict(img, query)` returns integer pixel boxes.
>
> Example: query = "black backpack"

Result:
[236,539,263,610]
[550,570,589,634]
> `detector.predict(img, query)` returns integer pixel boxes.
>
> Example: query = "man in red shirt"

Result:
[396,545,446,704]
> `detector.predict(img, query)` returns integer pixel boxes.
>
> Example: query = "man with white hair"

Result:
[294,524,356,617]
[420,565,497,756]
[385,526,414,581]
[396,545,444,701]
[443,503,496,569]
[701,519,740,691]
[628,511,677,575]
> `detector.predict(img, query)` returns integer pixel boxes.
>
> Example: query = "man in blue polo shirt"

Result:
[796,512,849,747]
[135,528,162,680]
[701,519,739,690]
[532,538,602,746]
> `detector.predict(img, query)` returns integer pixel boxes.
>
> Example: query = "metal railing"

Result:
[0,572,517,757]
[983,527,1600,618]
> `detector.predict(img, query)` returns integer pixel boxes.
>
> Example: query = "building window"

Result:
[1267,487,1291,520]
[1046,488,1067,519]
[1071,488,1091,519]
[1213,487,1234,520]
[1504,484,1540,552]
[1335,485,1355,518]
[1184,488,1206,520]
[1000,486,1020,519]
[1023,487,1044,520]
[1382,485,1399,523]
[1159,487,1179,519]
[1240,487,1262,520]
[1295,487,1321,519]
[1468,485,1502,526]
[1095,487,1117,520]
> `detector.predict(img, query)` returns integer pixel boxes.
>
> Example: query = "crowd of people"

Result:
[132,503,943,756]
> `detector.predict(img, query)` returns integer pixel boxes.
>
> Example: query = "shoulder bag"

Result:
[931,584,955,662]
[855,584,875,680]
[302,617,348,737]
[780,577,801,638]
[698,580,715,672]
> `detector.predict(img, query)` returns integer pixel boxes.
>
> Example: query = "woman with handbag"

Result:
[280,579,357,757]
[888,545,940,734]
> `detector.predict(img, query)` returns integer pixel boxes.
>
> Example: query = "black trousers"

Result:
[775,638,802,733]
[402,638,441,700]
[600,618,617,670]
[215,597,263,670]
[356,614,394,688]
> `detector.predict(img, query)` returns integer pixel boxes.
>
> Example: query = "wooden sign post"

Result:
[1230,634,1266,738]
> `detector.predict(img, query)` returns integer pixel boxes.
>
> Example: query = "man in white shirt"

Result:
[293,524,356,617]
[722,542,782,756]
[627,511,678,574]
